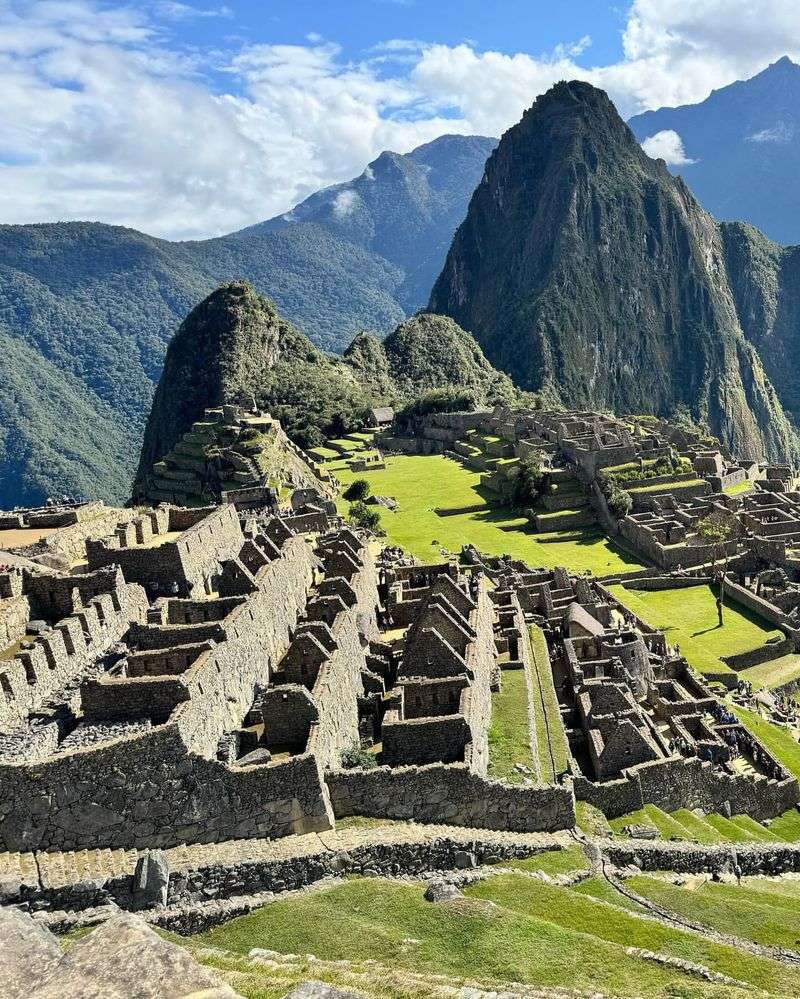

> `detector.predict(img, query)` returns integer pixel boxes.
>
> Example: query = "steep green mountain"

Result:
[429,80,799,463]
[721,221,800,423]
[133,282,371,497]
[379,313,516,402]
[0,135,495,508]
[629,57,800,247]
[134,286,511,497]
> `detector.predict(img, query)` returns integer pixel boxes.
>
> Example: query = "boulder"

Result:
[0,906,63,999]
[424,881,461,902]
[30,911,241,998]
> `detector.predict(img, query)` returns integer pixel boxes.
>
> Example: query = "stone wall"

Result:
[382,712,471,765]
[0,580,149,733]
[464,579,496,775]
[40,505,139,566]
[573,755,798,821]
[0,537,325,850]
[0,594,29,651]
[722,577,795,632]
[307,544,379,771]
[327,764,576,832]
[0,723,332,852]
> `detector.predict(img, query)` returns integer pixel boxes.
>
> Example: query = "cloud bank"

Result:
[2,0,800,238]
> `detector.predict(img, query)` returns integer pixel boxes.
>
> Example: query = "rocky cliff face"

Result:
[429,81,799,463]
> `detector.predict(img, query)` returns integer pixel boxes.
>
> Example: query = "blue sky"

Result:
[170,1,627,80]
[1,0,799,238]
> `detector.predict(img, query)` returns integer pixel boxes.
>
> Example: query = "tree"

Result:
[348,500,382,533]
[697,510,738,626]
[511,452,546,507]
[343,478,370,501]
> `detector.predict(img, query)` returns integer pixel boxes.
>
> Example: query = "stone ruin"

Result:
[0,447,798,921]
[134,404,336,508]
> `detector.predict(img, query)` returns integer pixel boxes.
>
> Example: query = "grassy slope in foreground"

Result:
[337,454,641,573]
[608,583,781,678]
[194,876,794,998]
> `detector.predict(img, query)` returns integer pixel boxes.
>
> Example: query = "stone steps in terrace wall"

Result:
[0,823,571,894]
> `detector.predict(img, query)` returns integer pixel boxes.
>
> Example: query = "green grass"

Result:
[575,800,613,837]
[487,668,534,783]
[628,874,800,951]
[608,584,781,679]
[194,876,774,998]
[503,845,589,876]
[739,652,800,691]
[765,807,800,841]
[336,454,642,572]
[528,625,571,781]
[627,478,706,494]
[724,480,754,497]
[609,804,692,840]
[469,873,800,995]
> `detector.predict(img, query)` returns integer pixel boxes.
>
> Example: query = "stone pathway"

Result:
[0,823,572,891]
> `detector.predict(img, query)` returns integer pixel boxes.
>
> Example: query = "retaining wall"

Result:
[326,764,575,832]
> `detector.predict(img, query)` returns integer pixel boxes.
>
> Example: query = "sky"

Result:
[3,0,800,239]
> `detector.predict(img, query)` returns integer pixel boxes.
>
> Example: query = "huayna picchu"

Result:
[430,80,800,466]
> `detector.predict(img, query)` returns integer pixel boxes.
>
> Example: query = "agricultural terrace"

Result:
[335,454,641,574]
[193,873,800,999]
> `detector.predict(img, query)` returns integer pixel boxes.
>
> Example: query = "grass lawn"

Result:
[337,455,642,573]
[528,625,571,781]
[608,583,781,679]
[627,478,706,495]
[725,480,755,497]
[194,876,772,998]
[739,652,800,691]
[468,873,800,995]
[487,667,534,783]
[503,844,589,876]
[628,874,800,950]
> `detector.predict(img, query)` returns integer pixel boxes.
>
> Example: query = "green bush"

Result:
[606,484,633,519]
[510,453,546,507]
[343,478,370,501]
[348,500,383,533]
[340,742,378,769]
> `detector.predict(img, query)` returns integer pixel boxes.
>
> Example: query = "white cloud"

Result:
[2,0,800,238]
[332,189,359,217]
[641,129,696,165]
[748,122,795,143]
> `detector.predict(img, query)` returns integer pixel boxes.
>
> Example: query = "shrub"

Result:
[606,484,633,519]
[343,478,370,501]
[341,742,378,769]
[510,453,546,507]
[348,500,383,533]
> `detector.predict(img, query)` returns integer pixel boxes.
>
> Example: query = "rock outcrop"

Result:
[0,907,241,998]
[430,80,800,463]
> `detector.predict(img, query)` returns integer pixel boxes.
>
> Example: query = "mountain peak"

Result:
[430,80,798,463]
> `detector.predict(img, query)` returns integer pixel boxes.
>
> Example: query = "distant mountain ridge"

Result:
[430,80,800,464]
[629,57,800,246]
[0,134,496,507]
